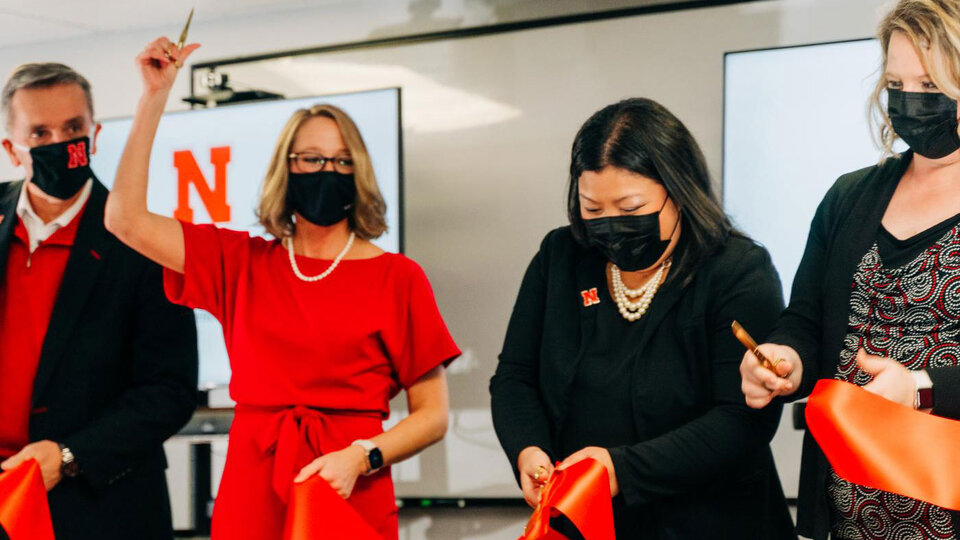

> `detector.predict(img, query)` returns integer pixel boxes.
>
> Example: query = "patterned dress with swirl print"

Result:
[828,219,960,540]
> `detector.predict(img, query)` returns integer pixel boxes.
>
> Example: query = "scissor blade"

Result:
[177,8,194,49]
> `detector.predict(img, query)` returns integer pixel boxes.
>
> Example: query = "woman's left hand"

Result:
[293,445,368,499]
[858,349,915,408]
[557,447,619,497]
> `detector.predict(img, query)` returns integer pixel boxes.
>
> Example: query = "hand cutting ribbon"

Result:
[806,379,960,510]
[519,458,615,540]
[0,459,54,540]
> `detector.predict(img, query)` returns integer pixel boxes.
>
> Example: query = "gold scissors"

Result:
[731,320,781,375]
[176,9,194,51]
[165,9,194,67]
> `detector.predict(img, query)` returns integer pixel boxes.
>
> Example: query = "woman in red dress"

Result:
[104,38,460,539]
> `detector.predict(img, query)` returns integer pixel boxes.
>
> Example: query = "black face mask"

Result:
[287,171,357,226]
[23,136,93,199]
[888,89,960,159]
[584,197,678,271]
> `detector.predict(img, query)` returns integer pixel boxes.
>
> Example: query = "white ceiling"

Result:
[0,0,350,48]
[0,0,718,49]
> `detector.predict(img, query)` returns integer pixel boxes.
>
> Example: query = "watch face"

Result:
[918,387,934,409]
[368,448,384,471]
[62,460,80,478]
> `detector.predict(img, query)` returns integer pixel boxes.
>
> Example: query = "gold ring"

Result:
[533,465,547,482]
[164,43,173,58]
[174,59,182,69]
[777,360,795,379]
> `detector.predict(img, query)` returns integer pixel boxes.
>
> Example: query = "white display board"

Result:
[724,39,905,298]
[91,88,402,387]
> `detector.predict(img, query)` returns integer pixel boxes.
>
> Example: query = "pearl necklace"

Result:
[610,259,671,322]
[285,232,355,282]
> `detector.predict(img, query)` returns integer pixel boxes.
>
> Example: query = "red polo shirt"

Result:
[0,210,83,458]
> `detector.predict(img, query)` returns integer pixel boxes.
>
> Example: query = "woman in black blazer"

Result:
[742,2,960,539]
[490,98,796,539]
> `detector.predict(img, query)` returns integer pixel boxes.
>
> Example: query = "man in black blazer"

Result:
[0,63,197,539]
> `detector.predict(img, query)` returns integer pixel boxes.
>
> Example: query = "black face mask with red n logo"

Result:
[27,136,92,199]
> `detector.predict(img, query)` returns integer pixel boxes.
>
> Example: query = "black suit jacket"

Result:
[490,227,796,539]
[769,151,960,540]
[0,179,198,540]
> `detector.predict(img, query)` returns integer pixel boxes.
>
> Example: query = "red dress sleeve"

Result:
[163,221,251,323]
[388,259,461,390]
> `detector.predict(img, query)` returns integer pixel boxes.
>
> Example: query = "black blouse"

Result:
[559,280,647,538]
[877,211,960,267]
[558,279,640,457]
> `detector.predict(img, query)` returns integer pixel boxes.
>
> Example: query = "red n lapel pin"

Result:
[581,288,600,307]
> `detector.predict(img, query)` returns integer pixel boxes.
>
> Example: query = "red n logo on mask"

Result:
[172,146,232,223]
[66,142,87,169]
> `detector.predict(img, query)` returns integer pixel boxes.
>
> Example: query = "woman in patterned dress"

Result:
[741,1,960,539]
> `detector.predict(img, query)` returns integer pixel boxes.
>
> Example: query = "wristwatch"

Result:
[351,439,383,476]
[912,370,934,411]
[58,443,80,478]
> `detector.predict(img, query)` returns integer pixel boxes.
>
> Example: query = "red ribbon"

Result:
[282,475,381,540]
[806,379,960,510]
[520,458,615,540]
[0,459,54,540]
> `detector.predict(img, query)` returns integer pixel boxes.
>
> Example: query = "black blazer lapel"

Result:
[624,273,683,425]
[828,154,906,287]
[0,181,23,284]
[819,153,907,373]
[625,275,684,359]
[32,181,114,406]
[553,253,606,423]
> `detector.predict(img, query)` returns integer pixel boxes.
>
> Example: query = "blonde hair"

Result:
[869,0,960,155]
[257,104,388,239]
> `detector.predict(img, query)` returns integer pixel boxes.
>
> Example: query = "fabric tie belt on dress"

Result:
[236,404,381,504]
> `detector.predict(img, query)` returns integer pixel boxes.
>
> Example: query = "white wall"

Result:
[0,0,894,180]
[0,0,895,535]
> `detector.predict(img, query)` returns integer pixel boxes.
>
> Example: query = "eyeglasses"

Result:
[288,152,355,174]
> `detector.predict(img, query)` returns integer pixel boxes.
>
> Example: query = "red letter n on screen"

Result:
[173,146,232,223]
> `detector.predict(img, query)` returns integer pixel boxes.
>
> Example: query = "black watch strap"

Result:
[352,439,383,475]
